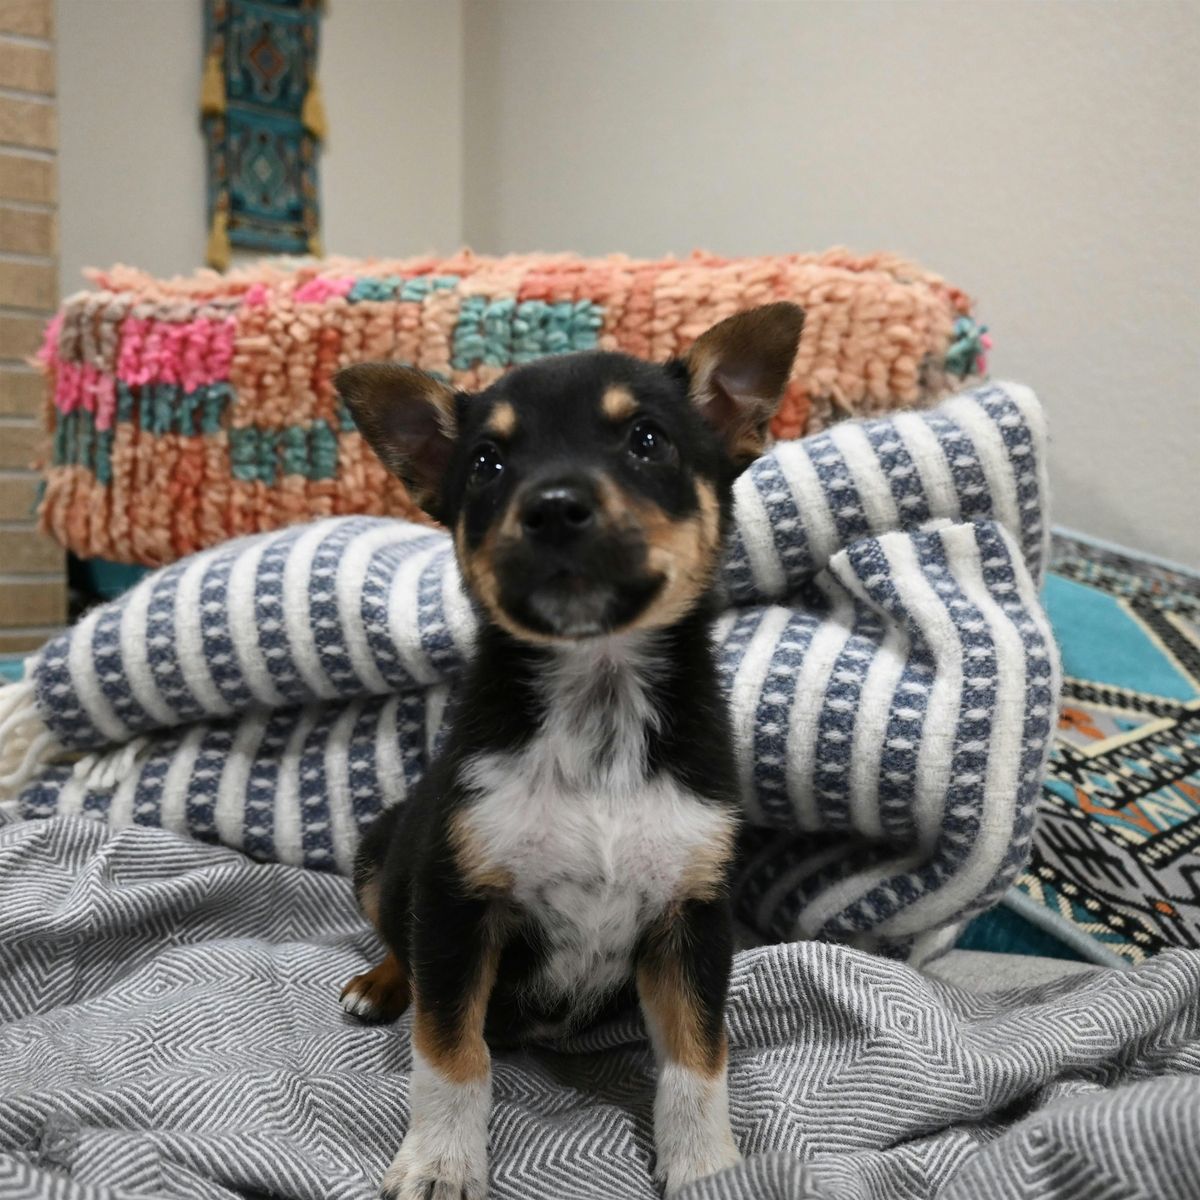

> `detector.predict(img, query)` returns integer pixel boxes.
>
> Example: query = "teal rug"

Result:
[977,532,1200,965]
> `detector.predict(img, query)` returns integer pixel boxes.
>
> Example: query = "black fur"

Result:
[335,302,804,1194]
[362,609,739,1046]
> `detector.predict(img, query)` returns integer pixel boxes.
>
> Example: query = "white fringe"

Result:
[0,680,68,800]
[70,736,152,792]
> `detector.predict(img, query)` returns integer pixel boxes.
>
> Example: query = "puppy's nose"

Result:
[520,484,596,545]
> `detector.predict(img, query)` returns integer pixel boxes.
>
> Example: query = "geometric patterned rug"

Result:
[1004,532,1200,966]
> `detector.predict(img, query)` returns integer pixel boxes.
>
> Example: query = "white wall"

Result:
[56,0,1200,565]
[58,0,206,289]
[57,0,462,293]
[322,0,461,262]
[463,1,1200,567]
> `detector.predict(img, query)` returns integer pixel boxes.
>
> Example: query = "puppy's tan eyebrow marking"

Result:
[601,385,638,422]
[485,401,517,438]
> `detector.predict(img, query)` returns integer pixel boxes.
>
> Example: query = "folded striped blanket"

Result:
[0,382,1059,959]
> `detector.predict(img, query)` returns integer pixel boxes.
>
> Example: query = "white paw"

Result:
[659,1143,742,1196]
[378,1127,488,1200]
[340,988,378,1020]
[340,963,409,1024]
[653,1063,741,1195]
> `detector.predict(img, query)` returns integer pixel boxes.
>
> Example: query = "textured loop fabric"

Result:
[0,815,1196,1200]
[37,249,986,566]
[3,384,1057,956]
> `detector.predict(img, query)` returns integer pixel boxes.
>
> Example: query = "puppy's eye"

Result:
[468,443,505,489]
[628,419,673,463]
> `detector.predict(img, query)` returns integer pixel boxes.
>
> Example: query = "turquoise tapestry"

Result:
[201,0,325,269]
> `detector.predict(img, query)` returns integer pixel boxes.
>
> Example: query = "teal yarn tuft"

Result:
[280,426,309,477]
[308,419,339,480]
[945,315,991,379]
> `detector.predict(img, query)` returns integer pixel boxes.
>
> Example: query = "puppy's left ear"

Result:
[686,302,805,470]
[335,362,460,517]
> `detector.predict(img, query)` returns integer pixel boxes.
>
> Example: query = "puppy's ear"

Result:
[335,363,459,514]
[686,302,805,470]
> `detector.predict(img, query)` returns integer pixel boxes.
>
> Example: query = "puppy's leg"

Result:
[380,887,498,1200]
[343,813,412,1023]
[637,899,740,1197]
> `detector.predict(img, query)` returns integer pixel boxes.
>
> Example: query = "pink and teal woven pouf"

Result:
[37,249,989,568]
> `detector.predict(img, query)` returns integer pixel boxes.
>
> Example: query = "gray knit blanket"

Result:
[0,382,1059,958]
[1,814,1197,1200]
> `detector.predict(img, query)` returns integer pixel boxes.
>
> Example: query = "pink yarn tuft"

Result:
[294,277,355,304]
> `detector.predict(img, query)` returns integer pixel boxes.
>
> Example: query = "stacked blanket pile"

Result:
[2,382,1056,961]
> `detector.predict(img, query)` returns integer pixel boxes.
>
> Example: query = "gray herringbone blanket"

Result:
[1,814,1196,1200]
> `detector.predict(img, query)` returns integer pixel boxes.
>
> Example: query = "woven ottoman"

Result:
[35,249,989,568]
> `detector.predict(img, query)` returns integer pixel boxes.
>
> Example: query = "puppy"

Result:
[335,302,805,1199]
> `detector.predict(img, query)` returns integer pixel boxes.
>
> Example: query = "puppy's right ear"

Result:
[335,363,459,515]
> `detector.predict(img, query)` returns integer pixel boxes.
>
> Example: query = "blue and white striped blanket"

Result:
[0,383,1059,958]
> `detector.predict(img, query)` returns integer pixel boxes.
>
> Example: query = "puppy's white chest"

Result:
[465,762,722,907]
[458,758,724,1003]
[461,759,729,1003]
[457,635,732,1008]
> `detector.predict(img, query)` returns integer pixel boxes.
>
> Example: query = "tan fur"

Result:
[676,817,736,903]
[601,384,638,422]
[725,415,773,466]
[595,476,723,633]
[411,943,500,1084]
[359,872,382,927]
[466,569,563,645]
[457,479,722,644]
[485,401,517,438]
[592,475,627,523]
[457,515,565,645]
[686,303,803,465]
[334,363,459,510]
[453,517,471,568]
[341,870,412,1020]
[341,953,412,1020]
[638,947,728,1077]
[427,383,458,438]
[626,479,722,632]
[449,809,516,893]
[689,336,774,463]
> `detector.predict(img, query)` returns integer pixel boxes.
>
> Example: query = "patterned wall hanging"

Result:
[201,0,326,270]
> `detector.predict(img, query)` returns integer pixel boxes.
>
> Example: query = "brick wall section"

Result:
[0,0,63,652]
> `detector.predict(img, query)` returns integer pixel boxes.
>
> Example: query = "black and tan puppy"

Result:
[335,303,804,1200]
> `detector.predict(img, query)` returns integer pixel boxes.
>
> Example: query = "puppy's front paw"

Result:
[658,1142,742,1196]
[341,953,410,1023]
[379,1128,488,1200]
